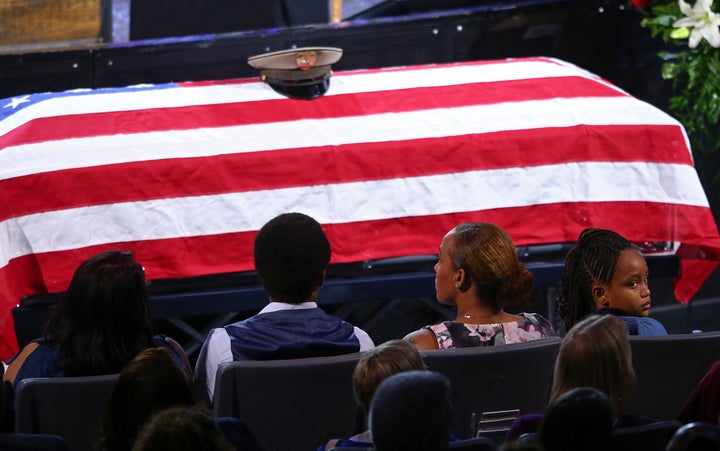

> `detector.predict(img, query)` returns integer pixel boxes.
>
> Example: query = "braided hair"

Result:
[556,228,636,333]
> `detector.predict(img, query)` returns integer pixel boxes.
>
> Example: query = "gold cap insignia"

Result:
[295,51,317,71]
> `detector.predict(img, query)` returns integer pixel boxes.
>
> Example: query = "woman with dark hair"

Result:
[97,347,260,451]
[97,347,195,451]
[404,222,555,350]
[555,228,667,335]
[4,250,189,384]
[537,387,614,451]
[132,405,236,451]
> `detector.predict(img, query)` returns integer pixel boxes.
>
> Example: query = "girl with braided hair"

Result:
[404,222,556,350]
[555,228,667,336]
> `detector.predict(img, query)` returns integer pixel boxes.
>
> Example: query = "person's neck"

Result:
[456,297,501,323]
[598,307,631,316]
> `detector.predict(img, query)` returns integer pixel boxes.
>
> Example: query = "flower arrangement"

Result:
[632,0,720,155]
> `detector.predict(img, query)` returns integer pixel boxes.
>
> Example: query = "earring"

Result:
[455,283,461,292]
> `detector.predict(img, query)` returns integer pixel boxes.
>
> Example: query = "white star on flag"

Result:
[3,95,31,109]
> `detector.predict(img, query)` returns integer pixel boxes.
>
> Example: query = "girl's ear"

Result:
[592,283,610,309]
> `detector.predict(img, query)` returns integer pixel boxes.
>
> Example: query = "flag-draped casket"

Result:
[1,57,718,358]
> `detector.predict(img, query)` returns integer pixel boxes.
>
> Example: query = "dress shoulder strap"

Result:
[4,341,40,384]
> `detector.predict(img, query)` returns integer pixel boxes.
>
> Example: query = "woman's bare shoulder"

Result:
[403,327,439,351]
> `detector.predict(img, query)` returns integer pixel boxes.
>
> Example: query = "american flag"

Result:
[1,57,718,359]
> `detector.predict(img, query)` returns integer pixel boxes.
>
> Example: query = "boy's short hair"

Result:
[353,339,426,414]
[253,212,331,302]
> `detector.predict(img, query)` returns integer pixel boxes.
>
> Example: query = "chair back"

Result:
[512,420,681,451]
[448,436,497,450]
[629,331,720,420]
[611,419,682,451]
[327,436,496,450]
[213,352,364,451]
[665,421,720,451]
[421,336,563,439]
[0,433,67,451]
[14,374,119,451]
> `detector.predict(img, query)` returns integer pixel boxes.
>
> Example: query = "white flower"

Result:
[673,0,720,48]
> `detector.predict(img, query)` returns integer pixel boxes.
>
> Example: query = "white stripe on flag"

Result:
[0,59,609,137]
[0,161,707,267]
[0,96,682,181]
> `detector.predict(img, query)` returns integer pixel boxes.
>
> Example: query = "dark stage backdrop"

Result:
[129,0,330,40]
[0,0,668,109]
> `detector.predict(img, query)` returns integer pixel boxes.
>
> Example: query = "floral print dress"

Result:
[425,312,556,349]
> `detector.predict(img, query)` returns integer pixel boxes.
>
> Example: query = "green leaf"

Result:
[662,61,679,79]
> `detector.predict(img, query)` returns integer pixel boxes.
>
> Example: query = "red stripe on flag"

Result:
[1,124,690,220]
[0,76,625,148]
[1,200,715,358]
[2,201,713,295]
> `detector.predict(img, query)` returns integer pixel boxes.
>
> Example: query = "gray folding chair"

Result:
[14,374,119,451]
[0,433,67,451]
[421,337,563,439]
[611,419,683,451]
[629,331,720,420]
[213,352,365,451]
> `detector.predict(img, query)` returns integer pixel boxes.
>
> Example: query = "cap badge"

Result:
[295,51,317,71]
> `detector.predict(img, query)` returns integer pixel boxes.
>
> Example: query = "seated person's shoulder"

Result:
[352,326,375,351]
[636,317,668,335]
[153,334,193,381]
[520,312,558,337]
[621,316,667,336]
[4,340,45,384]
[505,413,543,442]
[403,328,438,351]
[214,416,262,451]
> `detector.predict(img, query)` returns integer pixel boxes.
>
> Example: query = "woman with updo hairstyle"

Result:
[404,222,556,350]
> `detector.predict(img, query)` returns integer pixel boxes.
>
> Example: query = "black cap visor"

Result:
[261,67,332,100]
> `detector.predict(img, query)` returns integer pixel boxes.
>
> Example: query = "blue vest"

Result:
[225,308,361,361]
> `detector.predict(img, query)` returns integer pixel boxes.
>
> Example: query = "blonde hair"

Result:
[550,315,636,414]
[449,222,533,309]
[353,339,426,414]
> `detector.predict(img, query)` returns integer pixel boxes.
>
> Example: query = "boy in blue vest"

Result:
[194,212,374,403]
